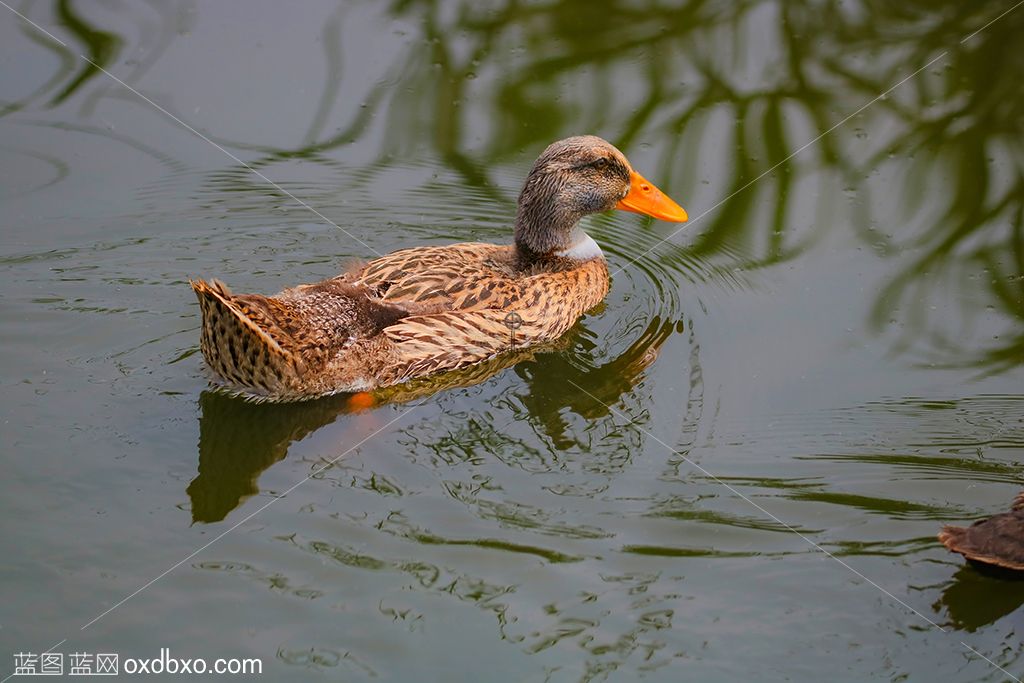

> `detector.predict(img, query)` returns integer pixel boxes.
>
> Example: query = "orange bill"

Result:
[615,170,688,222]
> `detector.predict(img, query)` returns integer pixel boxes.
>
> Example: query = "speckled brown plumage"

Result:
[191,135,686,401]
[939,491,1024,572]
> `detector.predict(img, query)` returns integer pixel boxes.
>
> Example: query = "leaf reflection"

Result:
[9,0,1021,373]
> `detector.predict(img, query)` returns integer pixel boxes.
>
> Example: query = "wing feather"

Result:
[354,243,521,310]
[383,309,537,382]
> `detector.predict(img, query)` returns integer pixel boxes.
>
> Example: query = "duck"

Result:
[939,491,1024,575]
[191,135,688,401]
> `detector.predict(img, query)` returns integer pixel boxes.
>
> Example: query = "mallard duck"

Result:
[191,135,687,401]
[939,491,1024,575]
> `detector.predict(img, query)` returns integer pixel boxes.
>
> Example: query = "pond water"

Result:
[2,1,1023,681]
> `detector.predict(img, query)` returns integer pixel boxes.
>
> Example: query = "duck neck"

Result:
[514,184,604,265]
[515,222,605,271]
[514,198,577,253]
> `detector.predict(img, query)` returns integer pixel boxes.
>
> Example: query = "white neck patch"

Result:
[554,231,604,261]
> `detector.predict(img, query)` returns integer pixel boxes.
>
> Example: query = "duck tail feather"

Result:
[191,278,302,396]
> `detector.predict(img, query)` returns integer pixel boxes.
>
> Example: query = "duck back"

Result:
[192,278,411,399]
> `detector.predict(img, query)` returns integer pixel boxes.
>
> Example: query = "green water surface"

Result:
[2,1,1023,681]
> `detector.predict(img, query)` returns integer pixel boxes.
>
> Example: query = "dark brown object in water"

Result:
[939,491,1024,574]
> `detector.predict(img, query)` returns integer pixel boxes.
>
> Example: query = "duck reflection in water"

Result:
[187,390,351,524]
[187,316,685,523]
[934,565,1024,632]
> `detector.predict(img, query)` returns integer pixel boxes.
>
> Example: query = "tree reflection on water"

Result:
[5,1,1024,677]
[9,0,1019,373]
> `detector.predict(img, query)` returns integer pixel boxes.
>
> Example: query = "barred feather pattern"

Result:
[192,242,609,400]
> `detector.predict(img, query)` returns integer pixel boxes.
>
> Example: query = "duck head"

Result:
[514,135,688,260]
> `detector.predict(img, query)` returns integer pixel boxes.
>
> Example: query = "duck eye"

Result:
[593,158,608,170]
